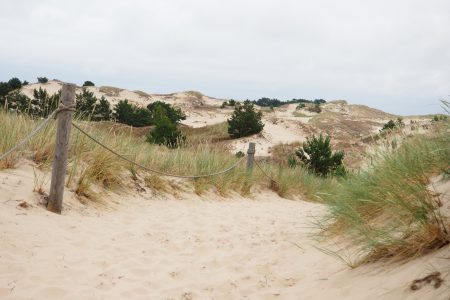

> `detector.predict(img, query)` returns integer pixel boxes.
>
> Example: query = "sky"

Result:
[1,0,449,115]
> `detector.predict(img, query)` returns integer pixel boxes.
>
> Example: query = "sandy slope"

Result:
[1,162,449,300]
[19,81,433,159]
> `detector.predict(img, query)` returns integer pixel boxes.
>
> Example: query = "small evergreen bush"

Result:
[227,100,264,138]
[147,101,186,124]
[146,106,185,148]
[295,134,345,176]
[82,81,95,87]
[7,77,22,90]
[37,77,48,84]
[380,118,404,132]
[114,99,152,127]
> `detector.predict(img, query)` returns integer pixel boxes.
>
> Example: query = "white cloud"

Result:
[1,0,449,114]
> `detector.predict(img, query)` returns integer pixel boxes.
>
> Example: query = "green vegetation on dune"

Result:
[318,123,450,266]
[0,79,449,266]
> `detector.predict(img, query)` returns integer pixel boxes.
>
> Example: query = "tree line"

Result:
[0,77,267,148]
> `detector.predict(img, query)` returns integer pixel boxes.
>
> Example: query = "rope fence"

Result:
[0,104,75,162]
[0,82,262,213]
[254,159,282,188]
[71,122,246,179]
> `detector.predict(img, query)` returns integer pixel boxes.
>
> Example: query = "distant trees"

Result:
[0,77,28,106]
[227,100,264,138]
[252,97,326,108]
[7,77,22,90]
[113,100,152,127]
[75,89,112,121]
[253,97,282,107]
[32,87,60,118]
[4,87,59,118]
[82,81,95,87]
[37,77,48,84]
[94,96,112,121]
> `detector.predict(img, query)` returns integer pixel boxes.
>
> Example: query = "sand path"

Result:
[0,164,449,299]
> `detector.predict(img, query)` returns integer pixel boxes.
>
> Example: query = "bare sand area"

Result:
[1,163,449,299]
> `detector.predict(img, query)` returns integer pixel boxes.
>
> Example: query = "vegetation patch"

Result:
[318,124,450,265]
[99,86,123,97]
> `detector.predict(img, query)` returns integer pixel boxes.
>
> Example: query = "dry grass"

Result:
[318,123,450,265]
[99,86,123,97]
[144,175,168,192]
[181,122,230,145]
[1,107,450,265]
[134,90,151,98]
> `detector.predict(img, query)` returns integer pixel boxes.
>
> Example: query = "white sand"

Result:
[1,162,449,300]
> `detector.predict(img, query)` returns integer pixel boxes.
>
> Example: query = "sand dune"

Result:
[1,162,449,299]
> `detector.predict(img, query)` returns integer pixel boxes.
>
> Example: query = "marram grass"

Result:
[318,124,450,265]
[1,109,449,265]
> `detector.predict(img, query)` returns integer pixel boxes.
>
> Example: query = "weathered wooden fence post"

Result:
[47,83,76,214]
[246,142,256,172]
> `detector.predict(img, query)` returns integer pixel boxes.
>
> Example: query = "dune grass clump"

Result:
[319,124,450,265]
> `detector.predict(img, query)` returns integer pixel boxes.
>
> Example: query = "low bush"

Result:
[295,134,345,177]
[37,77,48,84]
[227,100,264,138]
[82,81,95,87]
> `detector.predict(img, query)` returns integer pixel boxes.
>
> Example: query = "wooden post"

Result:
[47,83,76,214]
[246,142,256,172]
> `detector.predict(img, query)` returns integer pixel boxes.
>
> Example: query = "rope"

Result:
[0,103,75,162]
[254,159,282,187]
[71,122,246,179]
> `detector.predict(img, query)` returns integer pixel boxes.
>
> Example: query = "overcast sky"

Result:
[1,0,449,115]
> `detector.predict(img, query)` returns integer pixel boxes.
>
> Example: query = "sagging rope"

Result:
[254,159,282,188]
[71,122,246,179]
[0,104,75,162]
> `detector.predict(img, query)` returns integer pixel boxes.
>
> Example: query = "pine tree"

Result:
[76,89,97,119]
[93,96,112,121]
[295,134,345,177]
[82,81,95,87]
[147,105,185,148]
[227,100,264,138]
[147,101,186,124]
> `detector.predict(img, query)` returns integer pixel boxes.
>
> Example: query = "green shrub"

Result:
[227,100,264,138]
[37,77,48,84]
[432,114,448,122]
[146,106,185,148]
[0,77,27,105]
[32,88,59,118]
[235,151,245,158]
[76,89,97,119]
[147,101,186,124]
[93,96,112,121]
[7,77,22,90]
[381,118,404,132]
[113,99,152,127]
[82,81,95,87]
[295,134,345,176]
